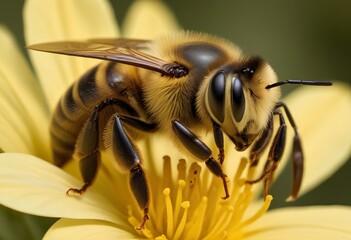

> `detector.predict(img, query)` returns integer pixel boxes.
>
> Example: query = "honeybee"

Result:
[28,32,332,229]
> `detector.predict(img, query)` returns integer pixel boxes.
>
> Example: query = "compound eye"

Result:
[208,71,226,123]
[231,76,245,122]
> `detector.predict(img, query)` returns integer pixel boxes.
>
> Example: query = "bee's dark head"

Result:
[205,56,280,151]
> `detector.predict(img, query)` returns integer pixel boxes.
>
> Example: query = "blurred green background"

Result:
[0,0,351,239]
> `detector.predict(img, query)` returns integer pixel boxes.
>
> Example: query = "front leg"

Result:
[172,120,229,199]
[213,122,225,164]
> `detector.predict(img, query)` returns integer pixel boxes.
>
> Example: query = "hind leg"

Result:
[68,103,156,229]
[67,99,128,194]
[108,114,157,229]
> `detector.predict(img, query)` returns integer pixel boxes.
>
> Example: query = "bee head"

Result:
[204,56,280,151]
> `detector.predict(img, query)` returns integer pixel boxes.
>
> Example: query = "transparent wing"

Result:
[27,39,184,77]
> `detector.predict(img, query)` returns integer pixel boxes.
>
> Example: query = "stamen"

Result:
[233,191,254,226]
[163,188,173,237]
[177,159,187,181]
[231,158,248,197]
[243,165,257,193]
[201,166,210,195]
[203,177,223,228]
[237,194,273,229]
[173,201,190,240]
[153,156,174,232]
[247,160,258,180]
[162,156,173,190]
[203,206,234,240]
[153,193,165,232]
[214,207,235,237]
[183,196,207,239]
[174,180,186,225]
[126,155,273,239]
[186,162,202,204]
[155,235,167,240]
[229,191,248,226]
[235,158,249,182]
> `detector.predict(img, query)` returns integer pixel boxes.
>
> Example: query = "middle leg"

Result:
[172,119,230,199]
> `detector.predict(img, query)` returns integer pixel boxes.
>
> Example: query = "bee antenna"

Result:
[265,80,333,89]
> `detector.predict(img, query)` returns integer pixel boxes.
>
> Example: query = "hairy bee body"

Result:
[50,32,279,166]
[29,31,331,229]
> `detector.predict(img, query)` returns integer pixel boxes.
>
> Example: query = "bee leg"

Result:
[213,122,225,164]
[172,119,230,199]
[129,163,149,230]
[110,114,157,229]
[246,110,287,199]
[67,108,101,195]
[275,102,303,201]
[67,99,126,194]
[249,115,274,166]
[67,98,155,195]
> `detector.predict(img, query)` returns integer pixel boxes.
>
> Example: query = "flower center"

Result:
[127,156,272,240]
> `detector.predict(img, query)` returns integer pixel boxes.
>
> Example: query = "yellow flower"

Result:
[1,0,351,239]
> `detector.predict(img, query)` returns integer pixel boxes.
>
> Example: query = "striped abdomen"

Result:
[50,62,141,166]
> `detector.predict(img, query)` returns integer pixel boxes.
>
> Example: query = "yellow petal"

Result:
[280,83,351,197]
[24,0,119,110]
[44,219,137,240]
[122,0,179,38]
[244,206,351,239]
[0,26,51,159]
[0,153,129,228]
